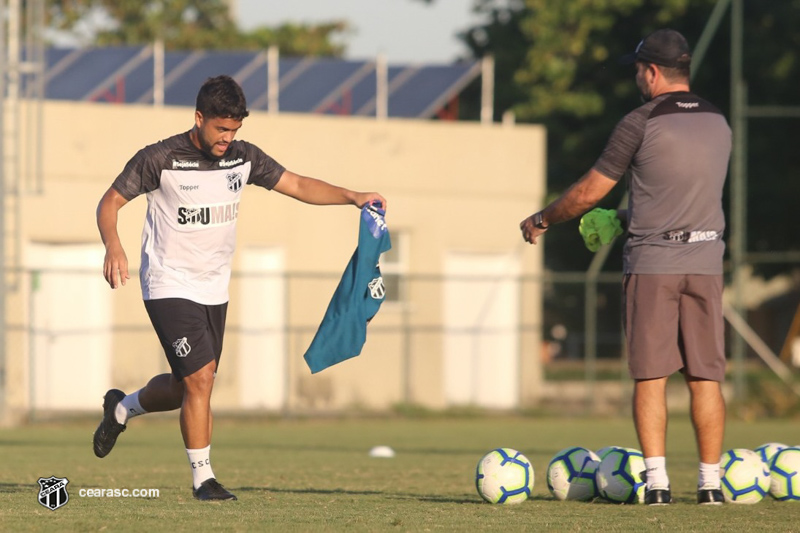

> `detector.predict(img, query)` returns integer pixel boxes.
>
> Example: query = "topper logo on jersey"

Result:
[676,101,700,109]
[226,171,243,193]
[177,201,240,226]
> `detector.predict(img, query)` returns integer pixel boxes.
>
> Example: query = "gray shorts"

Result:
[144,298,228,381]
[623,274,726,381]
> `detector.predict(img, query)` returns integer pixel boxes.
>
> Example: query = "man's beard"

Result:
[198,131,222,158]
[638,85,653,103]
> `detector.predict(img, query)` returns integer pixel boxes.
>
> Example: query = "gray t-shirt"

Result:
[112,131,285,304]
[594,91,732,274]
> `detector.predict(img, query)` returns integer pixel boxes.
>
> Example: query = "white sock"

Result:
[115,389,147,425]
[698,462,721,489]
[644,456,669,489]
[186,445,215,489]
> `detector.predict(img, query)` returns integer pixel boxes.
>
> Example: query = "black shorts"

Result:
[144,298,228,381]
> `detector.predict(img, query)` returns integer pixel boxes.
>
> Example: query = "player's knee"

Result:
[182,365,216,395]
[169,379,185,405]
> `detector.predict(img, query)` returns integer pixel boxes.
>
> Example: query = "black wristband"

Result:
[533,211,549,230]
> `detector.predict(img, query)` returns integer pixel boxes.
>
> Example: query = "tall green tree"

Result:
[458,0,800,276]
[41,0,348,56]
[451,0,800,347]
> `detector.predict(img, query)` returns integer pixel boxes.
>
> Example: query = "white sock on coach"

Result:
[186,445,215,489]
[115,389,147,425]
[644,456,670,489]
[698,461,721,489]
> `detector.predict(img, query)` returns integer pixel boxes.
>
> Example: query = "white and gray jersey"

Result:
[594,91,732,274]
[112,131,285,304]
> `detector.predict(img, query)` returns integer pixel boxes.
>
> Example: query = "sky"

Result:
[234,0,483,64]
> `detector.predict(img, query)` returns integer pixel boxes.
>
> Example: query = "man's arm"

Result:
[272,170,386,210]
[96,186,131,289]
[520,168,617,245]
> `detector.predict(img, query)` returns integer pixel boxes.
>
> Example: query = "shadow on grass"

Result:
[0,482,35,493]
[220,442,558,458]
[235,485,484,504]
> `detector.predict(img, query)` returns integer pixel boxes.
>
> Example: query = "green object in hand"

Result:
[579,208,623,252]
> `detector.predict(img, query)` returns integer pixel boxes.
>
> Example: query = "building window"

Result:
[380,231,407,303]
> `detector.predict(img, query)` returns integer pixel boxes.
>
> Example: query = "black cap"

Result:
[620,29,692,68]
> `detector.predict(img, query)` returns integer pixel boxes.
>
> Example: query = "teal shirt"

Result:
[304,204,391,373]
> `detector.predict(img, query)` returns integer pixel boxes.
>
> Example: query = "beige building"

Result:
[3,100,546,423]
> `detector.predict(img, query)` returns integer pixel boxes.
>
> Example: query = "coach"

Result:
[520,29,731,506]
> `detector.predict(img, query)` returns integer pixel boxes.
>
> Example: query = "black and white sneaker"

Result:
[193,478,238,501]
[640,468,672,505]
[644,487,672,505]
[697,485,724,505]
[92,389,127,458]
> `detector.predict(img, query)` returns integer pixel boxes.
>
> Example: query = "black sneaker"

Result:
[640,469,672,505]
[697,486,724,505]
[92,389,127,458]
[193,478,238,501]
[644,487,672,505]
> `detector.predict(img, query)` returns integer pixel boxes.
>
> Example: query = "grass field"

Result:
[2,415,800,532]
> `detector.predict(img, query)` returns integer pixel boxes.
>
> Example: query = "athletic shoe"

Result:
[640,468,671,505]
[193,478,238,501]
[644,487,672,505]
[92,389,127,458]
[697,486,724,505]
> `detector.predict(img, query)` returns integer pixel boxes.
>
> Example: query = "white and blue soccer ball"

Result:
[769,447,800,501]
[595,447,645,504]
[755,442,788,465]
[547,446,600,501]
[720,448,770,504]
[595,446,621,461]
[475,448,534,504]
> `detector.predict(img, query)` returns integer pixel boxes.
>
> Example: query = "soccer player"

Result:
[520,29,730,505]
[94,75,386,501]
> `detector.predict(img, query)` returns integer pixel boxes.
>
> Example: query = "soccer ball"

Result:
[547,446,600,501]
[769,447,800,501]
[720,448,770,504]
[755,442,788,465]
[595,446,621,461]
[475,448,534,504]
[595,447,645,504]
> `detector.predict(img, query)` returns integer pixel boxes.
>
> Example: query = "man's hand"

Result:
[519,168,617,246]
[97,186,131,289]
[103,243,130,289]
[352,192,387,210]
[520,215,547,245]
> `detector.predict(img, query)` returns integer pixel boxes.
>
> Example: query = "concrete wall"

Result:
[3,100,547,421]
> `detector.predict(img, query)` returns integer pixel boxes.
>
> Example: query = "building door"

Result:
[27,243,111,410]
[443,252,520,408]
[238,247,286,409]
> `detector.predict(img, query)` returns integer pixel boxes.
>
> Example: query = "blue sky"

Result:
[235,0,483,63]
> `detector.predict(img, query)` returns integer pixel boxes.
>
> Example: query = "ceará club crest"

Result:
[226,171,243,192]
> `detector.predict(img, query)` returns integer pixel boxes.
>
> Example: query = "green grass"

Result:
[2,416,800,532]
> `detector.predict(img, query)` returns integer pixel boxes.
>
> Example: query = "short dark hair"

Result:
[196,75,249,121]
[654,63,690,83]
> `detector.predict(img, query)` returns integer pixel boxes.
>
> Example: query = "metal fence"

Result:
[6,265,619,416]
[7,263,797,423]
